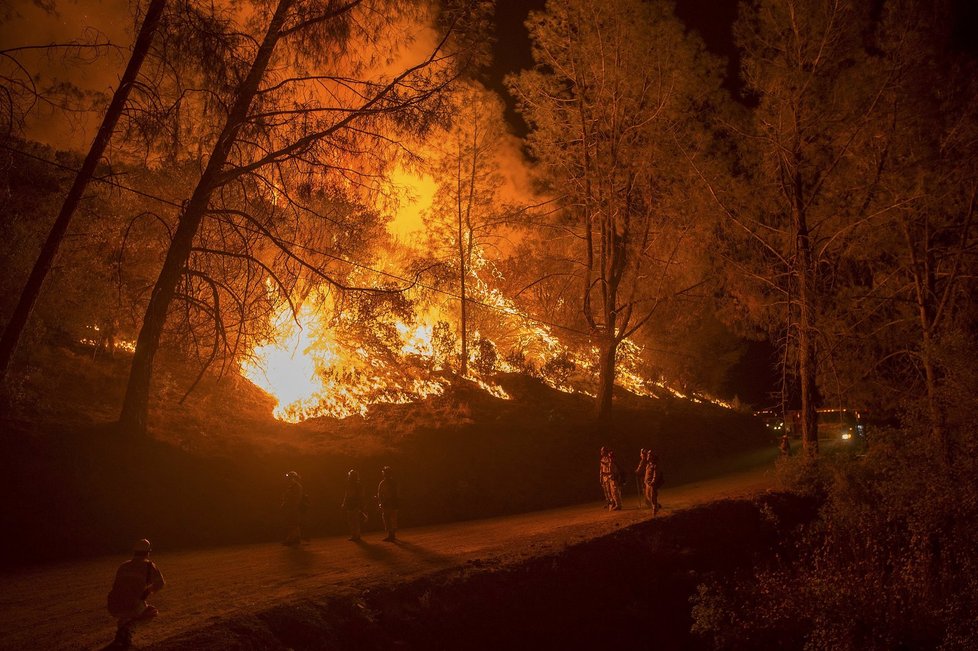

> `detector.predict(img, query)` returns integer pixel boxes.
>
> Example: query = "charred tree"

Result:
[423,83,509,378]
[456,144,471,376]
[119,0,296,436]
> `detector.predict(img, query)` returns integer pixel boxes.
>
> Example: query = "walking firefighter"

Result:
[599,447,624,511]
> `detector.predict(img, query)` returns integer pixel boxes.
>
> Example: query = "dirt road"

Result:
[0,466,774,650]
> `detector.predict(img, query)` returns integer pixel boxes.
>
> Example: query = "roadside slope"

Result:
[1,372,771,568]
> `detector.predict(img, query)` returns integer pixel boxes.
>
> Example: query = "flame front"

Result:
[239,250,732,421]
[241,306,327,420]
[240,292,732,422]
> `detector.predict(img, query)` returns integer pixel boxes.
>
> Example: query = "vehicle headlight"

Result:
[842,433,852,440]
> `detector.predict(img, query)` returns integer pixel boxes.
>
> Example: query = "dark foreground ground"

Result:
[148,487,816,651]
[0,466,817,650]
[0,346,782,649]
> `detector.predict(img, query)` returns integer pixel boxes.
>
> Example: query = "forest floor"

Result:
[0,464,803,651]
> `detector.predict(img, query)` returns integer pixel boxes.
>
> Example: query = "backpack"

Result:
[653,468,664,487]
[300,491,310,513]
[107,561,151,617]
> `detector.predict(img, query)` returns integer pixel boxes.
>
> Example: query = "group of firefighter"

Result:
[106,454,661,649]
[105,466,400,649]
[600,446,662,514]
[281,465,400,546]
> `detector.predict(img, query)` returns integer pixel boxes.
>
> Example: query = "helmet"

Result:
[347,469,359,480]
[285,471,300,480]
[133,539,152,554]
[600,446,608,455]
[382,465,392,476]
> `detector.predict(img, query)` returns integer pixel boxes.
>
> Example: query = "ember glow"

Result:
[79,325,136,353]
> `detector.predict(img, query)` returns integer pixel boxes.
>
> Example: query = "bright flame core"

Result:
[241,306,324,419]
[241,304,450,422]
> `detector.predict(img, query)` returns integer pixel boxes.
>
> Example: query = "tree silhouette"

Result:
[712,0,898,456]
[0,0,167,380]
[118,0,484,436]
[509,0,717,422]
[422,82,510,376]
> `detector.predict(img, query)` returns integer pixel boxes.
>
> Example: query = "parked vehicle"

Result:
[783,408,866,443]
[754,409,787,440]
[816,408,865,441]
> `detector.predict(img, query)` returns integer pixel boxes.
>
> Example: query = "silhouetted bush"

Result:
[692,426,978,650]
[473,336,497,374]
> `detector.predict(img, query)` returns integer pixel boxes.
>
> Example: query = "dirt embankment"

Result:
[149,492,818,651]
[0,372,770,567]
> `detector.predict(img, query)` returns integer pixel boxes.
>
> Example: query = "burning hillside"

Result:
[238,254,732,422]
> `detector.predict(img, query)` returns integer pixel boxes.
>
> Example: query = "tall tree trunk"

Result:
[797,288,819,459]
[595,334,617,423]
[905,219,952,464]
[0,0,167,381]
[921,335,949,463]
[456,149,468,376]
[119,0,294,437]
[794,182,819,459]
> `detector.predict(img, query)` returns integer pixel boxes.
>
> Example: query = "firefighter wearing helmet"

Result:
[342,469,367,541]
[376,466,400,542]
[106,538,165,649]
[281,470,307,545]
[643,452,663,515]
[599,447,623,511]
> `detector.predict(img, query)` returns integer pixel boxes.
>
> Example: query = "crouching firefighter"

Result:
[106,538,165,649]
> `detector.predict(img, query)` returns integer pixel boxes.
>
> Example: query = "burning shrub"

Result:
[474,336,497,375]
[541,352,576,387]
[504,348,539,377]
[431,321,457,371]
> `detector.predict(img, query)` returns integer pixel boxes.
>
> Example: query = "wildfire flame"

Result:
[241,304,449,422]
[239,250,732,422]
[79,324,136,353]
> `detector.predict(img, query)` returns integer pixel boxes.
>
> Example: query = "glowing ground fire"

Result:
[240,304,451,422]
[239,223,730,422]
[239,288,731,423]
